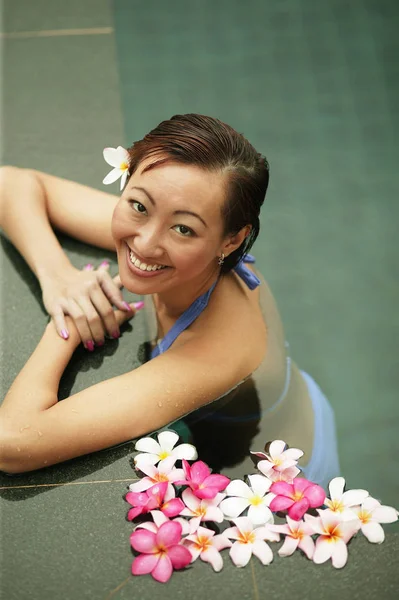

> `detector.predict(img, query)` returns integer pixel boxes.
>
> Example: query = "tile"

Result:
[3,0,113,33]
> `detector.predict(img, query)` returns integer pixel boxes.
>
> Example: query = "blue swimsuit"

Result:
[149,254,340,488]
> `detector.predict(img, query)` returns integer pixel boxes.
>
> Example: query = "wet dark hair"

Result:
[126,114,269,273]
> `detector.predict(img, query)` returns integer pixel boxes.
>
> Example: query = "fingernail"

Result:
[133,301,145,311]
[100,260,109,268]
[112,330,120,339]
[123,301,133,312]
[85,340,95,351]
[83,263,94,271]
[60,329,69,340]
[96,339,105,347]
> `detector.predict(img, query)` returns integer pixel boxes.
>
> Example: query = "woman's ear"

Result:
[222,225,252,257]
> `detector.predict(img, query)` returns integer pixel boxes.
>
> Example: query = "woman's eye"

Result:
[174,225,194,237]
[131,201,147,214]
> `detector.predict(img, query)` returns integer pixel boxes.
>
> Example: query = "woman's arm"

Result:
[0,167,129,344]
[0,311,255,474]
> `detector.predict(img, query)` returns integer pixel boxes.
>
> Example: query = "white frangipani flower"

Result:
[102,146,130,190]
[351,496,398,543]
[134,430,198,469]
[224,517,278,567]
[220,474,275,525]
[325,477,369,520]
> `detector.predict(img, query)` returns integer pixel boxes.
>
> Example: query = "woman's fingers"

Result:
[88,285,121,339]
[64,298,98,350]
[97,269,130,312]
[51,305,70,340]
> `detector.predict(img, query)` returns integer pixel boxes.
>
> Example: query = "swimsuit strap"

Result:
[151,253,261,359]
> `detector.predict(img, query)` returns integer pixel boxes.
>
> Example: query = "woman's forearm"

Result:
[1,321,80,417]
[0,166,74,284]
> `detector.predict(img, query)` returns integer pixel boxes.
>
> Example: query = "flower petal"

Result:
[127,506,145,521]
[203,506,224,523]
[328,477,346,501]
[172,443,198,461]
[150,510,169,528]
[182,489,200,512]
[361,521,385,544]
[304,484,326,508]
[248,504,273,526]
[278,536,299,557]
[270,481,293,497]
[257,460,274,476]
[247,474,272,497]
[254,524,280,542]
[132,553,159,576]
[213,534,232,551]
[203,474,230,491]
[167,545,192,569]
[120,169,128,190]
[201,546,224,572]
[125,491,149,507]
[223,526,241,540]
[114,145,129,163]
[269,496,294,512]
[331,539,348,569]
[134,453,160,468]
[157,430,179,452]
[342,489,369,507]
[152,554,173,583]
[298,536,315,559]
[371,505,398,524]
[190,461,211,484]
[162,498,185,517]
[304,514,325,535]
[130,529,157,553]
[103,168,123,185]
[225,479,253,499]
[156,521,182,547]
[129,478,154,493]
[230,541,252,567]
[252,540,273,565]
[103,147,122,168]
[220,497,250,518]
[269,440,286,458]
[283,448,304,461]
[313,537,333,564]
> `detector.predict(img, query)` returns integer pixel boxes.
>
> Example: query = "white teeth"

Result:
[129,250,166,272]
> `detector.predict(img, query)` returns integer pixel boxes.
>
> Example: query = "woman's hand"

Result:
[40,260,139,348]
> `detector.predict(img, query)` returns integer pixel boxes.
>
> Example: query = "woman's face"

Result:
[111,158,229,295]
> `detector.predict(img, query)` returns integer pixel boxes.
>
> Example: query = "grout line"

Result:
[0,27,114,40]
[0,477,139,490]
[250,561,260,600]
[104,576,131,600]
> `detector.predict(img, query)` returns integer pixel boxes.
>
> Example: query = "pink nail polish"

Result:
[133,301,144,311]
[100,260,109,268]
[85,340,94,351]
[123,301,133,312]
[111,331,120,339]
[83,263,94,271]
[96,339,105,347]
[60,329,69,340]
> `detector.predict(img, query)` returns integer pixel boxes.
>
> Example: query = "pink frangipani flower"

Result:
[175,460,230,499]
[324,477,369,520]
[254,440,303,483]
[183,526,232,572]
[125,482,184,520]
[220,474,274,525]
[271,515,315,559]
[269,478,325,521]
[224,517,279,567]
[350,496,398,543]
[134,430,197,469]
[305,510,358,569]
[131,520,192,583]
[135,510,192,536]
[129,456,185,496]
[180,488,225,527]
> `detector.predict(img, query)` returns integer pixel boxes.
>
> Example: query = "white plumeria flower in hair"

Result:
[220,474,274,526]
[325,477,369,520]
[102,145,130,190]
[134,430,198,469]
[351,496,398,543]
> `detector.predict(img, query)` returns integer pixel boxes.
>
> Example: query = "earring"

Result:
[218,253,225,266]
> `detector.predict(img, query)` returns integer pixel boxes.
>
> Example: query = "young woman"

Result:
[0,114,340,484]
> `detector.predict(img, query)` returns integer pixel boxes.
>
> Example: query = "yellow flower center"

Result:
[292,491,304,502]
[238,531,256,544]
[153,473,169,483]
[291,530,304,540]
[195,536,211,551]
[158,451,170,460]
[358,510,371,524]
[249,495,263,506]
[273,457,283,467]
[120,161,129,170]
[324,524,342,543]
[194,506,207,518]
[325,499,345,512]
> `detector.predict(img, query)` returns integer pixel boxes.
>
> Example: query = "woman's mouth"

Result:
[125,246,171,277]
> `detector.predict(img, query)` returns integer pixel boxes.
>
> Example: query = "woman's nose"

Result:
[134,222,164,259]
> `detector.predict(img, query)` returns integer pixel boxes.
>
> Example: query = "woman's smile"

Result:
[125,243,172,278]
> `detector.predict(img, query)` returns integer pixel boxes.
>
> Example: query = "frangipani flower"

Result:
[271,516,315,559]
[131,520,192,583]
[224,517,279,567]
[175,460,230,500]
[102,146,130,190]
[324,477,369,520]
[134,431,198,469]
[129,456,184,496]
[180,488,225,526]
[255,440,302,483]
[351,496,398,543]
[220,474,274,525]
[270,478,325,521]
[135,510,191,536]
[125,482,184,520]
[305,510,358,569]
[183,526,232,572]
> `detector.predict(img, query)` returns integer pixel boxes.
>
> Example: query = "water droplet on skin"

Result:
[19,425,31,432]
[37,430,43,437]
[16,447,21,452]
[43,460,48,465]
[157,401,163,408]
[71,409,79,414]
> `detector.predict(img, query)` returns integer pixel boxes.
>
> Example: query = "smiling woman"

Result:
[0,114,340,484]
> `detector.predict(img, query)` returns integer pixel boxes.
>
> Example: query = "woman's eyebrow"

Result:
[130,186,208,228]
